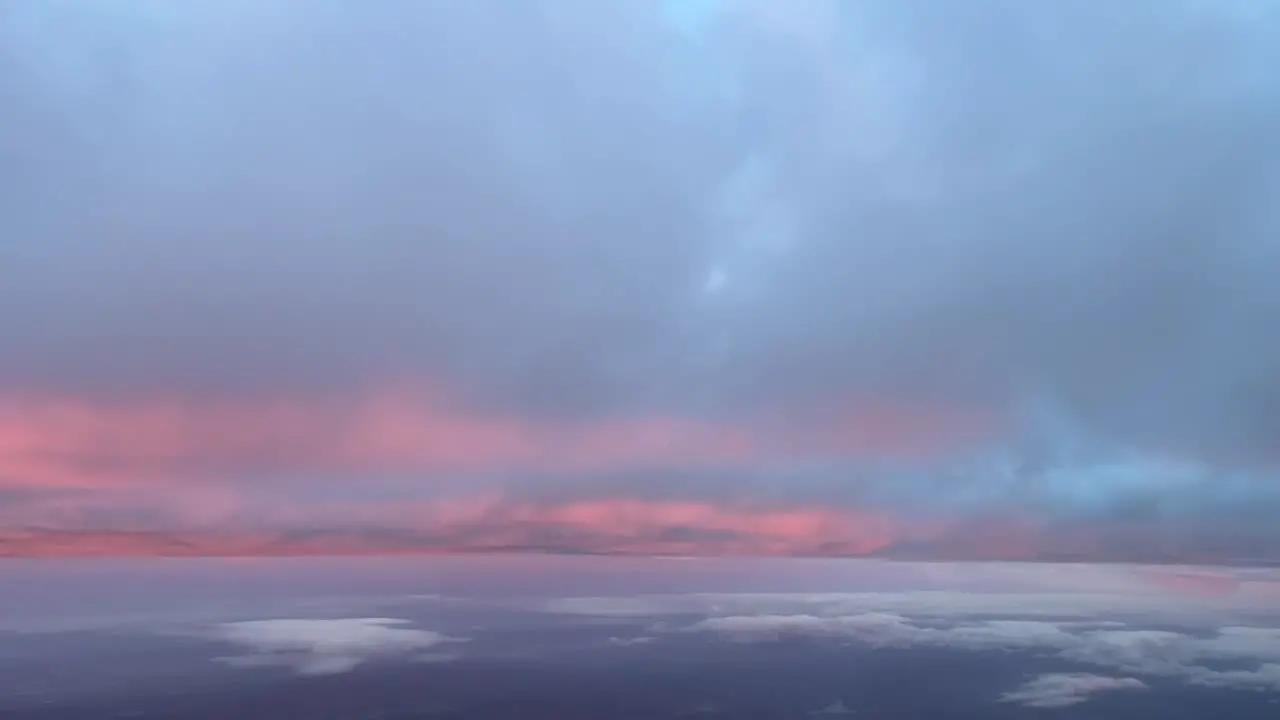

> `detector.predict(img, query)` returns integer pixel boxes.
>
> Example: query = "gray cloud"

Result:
[5,0,1280,551]
[3,0,1278,428]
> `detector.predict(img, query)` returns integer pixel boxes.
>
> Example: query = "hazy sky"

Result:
[3,0,1280,560]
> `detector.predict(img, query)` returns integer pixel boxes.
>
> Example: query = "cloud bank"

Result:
[541,563,1280,699]
[670,596,1280,698]
[4,0,1280,559]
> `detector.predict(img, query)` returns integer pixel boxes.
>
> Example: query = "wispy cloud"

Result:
[998,673,1147,709]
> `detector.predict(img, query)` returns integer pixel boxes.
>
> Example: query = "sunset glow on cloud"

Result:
[0,392,982,557]
[0,392,993,489]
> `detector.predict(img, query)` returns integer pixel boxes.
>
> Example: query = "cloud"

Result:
[689,613,1280,691]
[543,575,1280,623]
[607,635,655,647]
[998,673,1147,709]
[692,612,921,645]
[0,392,988,490]
[544,573,1280,693]
[4,1,1280,558]
[3,393,1279,562]
[810,700,856,715]
[0,497,915,558]
[211,618,455,675]
[689,612,1092,655]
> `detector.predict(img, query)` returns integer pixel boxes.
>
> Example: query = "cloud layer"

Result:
[544,565,1280,702]
[688,610,1280,692]
[4,1,1280,558]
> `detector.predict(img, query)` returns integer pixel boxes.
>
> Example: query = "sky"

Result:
[3,0,1280,560]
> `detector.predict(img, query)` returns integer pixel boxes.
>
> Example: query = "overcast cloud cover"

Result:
[3,0,1280,559]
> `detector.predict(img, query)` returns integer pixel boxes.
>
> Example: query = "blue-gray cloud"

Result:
[4,0,1280,558]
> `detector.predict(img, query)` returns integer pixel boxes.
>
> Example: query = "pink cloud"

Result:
[0,495,918,558]
[0,390,1009,559]
[0,390,996,491]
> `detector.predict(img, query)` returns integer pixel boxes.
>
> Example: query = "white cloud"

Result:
[1201,626,1280,663]
[1188,663,1280,690]
[690,612,1079,653]
[532,567,1280,698]
[607,635,655,646]
[540,563,1280,623]
[543,588,1267,627]
[999,673,1147,709]
[211,617,456,675]
[677,595,1280,694]
[1058,629,1197,676]
[692,612,918,646]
